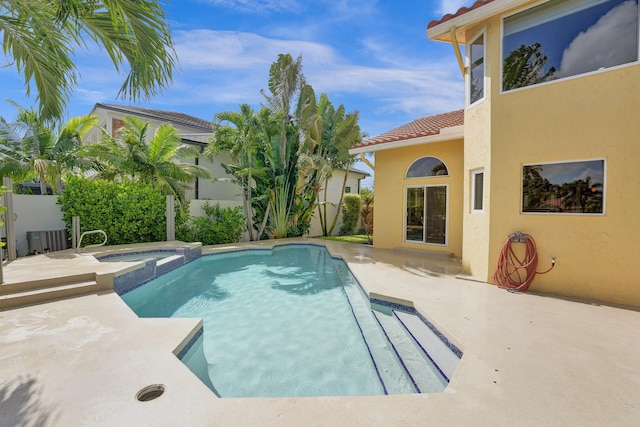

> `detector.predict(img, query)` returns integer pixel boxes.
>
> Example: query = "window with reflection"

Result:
[406,157,449,178]
[522,159,604,214]
[469,33,485,104]
[503,0,639,91]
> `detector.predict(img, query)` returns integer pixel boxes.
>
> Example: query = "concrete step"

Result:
[0,272,97,295]
[393,310,461,382]
[0,279,101,310]
[373,310,448,393]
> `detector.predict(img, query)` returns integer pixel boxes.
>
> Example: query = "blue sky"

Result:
[0,0,471,188]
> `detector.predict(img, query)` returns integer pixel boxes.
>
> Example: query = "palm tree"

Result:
[313,94,361,236]
[85,116,211,204]
[0,0,176,121]
[0,104,99,194]
[503,43,556,91]
[261,53,305,170]
[207,104,266,240]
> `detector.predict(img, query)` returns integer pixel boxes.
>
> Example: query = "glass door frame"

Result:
[403,184,449,247]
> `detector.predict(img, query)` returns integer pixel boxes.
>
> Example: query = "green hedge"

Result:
[177,202,245,245]
[58,177,170,245]
[339,193,361,235]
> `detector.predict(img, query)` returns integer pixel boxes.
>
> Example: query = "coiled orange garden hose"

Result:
[493,232,555,292]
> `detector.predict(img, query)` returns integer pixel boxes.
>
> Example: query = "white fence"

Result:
[0,195,245,258]
[2,194,349,258]
[3,195,66,257]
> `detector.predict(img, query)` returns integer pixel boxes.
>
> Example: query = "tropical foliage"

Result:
[359,188,373,234]
[503,43,556,91]
[0,0,176,121]
[0,103,98,194]
[209,53,362,239]
[207,104,272,240]
[84,116,211,204]
[177,202,245,245]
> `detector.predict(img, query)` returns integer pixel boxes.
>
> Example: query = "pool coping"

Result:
[121,242,462,394]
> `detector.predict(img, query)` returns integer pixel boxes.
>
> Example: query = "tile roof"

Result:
[352,109,464,150]
[94,103,212,132]
[427,0,496,29]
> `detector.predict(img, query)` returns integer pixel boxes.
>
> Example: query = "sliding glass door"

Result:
[405,185,447,245]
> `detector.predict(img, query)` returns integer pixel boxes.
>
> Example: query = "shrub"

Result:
[339,193,361,235]
[360,188,374,235]
[177,202,245,245]
[58,177,171,246]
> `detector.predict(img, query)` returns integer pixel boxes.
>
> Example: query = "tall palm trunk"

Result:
[246,169,254,240]
[327,166,350,236]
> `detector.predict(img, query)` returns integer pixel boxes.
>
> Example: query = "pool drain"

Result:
[136,384,166,402]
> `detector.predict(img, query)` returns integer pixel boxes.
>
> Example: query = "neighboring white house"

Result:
[86,103,239,204]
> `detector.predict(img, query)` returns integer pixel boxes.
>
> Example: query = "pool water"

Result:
[121,244,446,397]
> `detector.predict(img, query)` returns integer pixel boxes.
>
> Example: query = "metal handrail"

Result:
[76,230,108,253]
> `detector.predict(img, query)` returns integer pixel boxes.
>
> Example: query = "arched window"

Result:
[406,156,449,178]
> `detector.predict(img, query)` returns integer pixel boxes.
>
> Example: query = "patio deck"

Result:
[1,239,639,426]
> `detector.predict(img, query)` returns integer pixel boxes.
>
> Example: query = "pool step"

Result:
[373,310,449,393]
[339,280,417,394]
[393,310,461,382]
[0,273,104,310]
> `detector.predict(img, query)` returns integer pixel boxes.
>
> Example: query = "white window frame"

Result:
[471,168,485,213]
[467,28,487,107]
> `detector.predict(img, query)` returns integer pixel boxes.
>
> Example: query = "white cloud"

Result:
[200,0,300,14]
[176,30,464,116]
[557,1,638,78]
[577,167,604,184]
[316,0,378,20]
[174,30,337,69]
[64,27,463,135]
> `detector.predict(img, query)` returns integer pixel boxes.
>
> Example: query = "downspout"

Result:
[450,26,466,79]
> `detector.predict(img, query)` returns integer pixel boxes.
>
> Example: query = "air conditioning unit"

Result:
[27,230,70,254]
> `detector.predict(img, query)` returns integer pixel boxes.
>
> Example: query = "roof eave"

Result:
[92,103,212,132]
[349,125,464,154]
[426,0,527,43]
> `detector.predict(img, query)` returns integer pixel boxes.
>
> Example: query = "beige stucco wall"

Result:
[373,140,463,257]
[462,12,640,305]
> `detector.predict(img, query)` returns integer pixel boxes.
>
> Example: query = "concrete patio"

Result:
[1,239,639,426]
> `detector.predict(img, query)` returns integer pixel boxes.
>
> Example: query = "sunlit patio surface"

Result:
[1,239,639,426]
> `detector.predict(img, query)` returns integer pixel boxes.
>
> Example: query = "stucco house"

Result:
[86,103,239,204]
[350,0,640,306]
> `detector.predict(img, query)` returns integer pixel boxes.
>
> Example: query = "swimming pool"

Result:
[120,244,457,397]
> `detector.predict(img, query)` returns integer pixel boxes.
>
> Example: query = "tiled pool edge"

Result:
[113,246,203,295]
[370,297,463,359]
[176,325,204,360]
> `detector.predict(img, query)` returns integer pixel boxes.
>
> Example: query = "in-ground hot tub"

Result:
[93,243,203,294]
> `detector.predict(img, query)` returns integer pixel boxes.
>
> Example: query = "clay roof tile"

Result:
[427,0,496,29]
[352,109,464,150]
